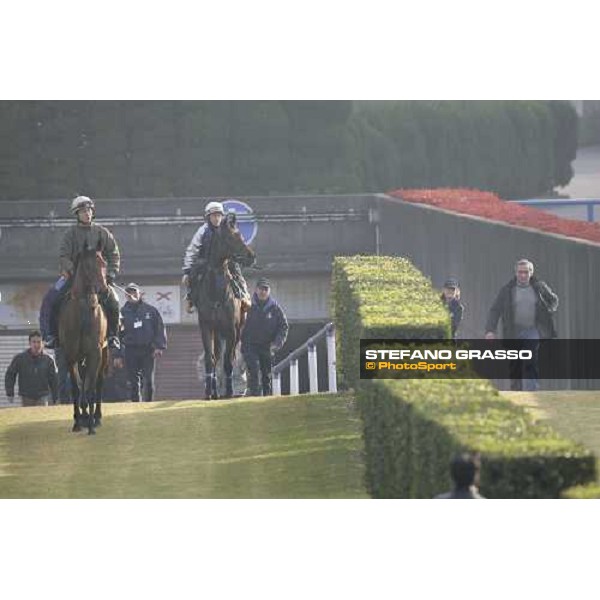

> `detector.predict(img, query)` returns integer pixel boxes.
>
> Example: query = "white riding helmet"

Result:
[204,201,225,217]
[70,195,95,215]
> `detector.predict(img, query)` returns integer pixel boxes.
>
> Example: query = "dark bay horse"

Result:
[58,243,109,434]
[191,212,255,399]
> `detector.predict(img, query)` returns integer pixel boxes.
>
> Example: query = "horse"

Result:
[190,212,255,400]
[58,242,109,434]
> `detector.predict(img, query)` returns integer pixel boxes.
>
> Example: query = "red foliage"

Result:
[387,188,600,245]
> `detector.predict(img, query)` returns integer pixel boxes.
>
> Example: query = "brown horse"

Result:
[191,212,255,399]
[58,242,109,434]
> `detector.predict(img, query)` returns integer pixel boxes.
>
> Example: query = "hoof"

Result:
[72,423,82,432]
[88,428,96,436]
[94,418,102,427]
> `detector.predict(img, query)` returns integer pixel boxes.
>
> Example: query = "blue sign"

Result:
[222,199,258,245]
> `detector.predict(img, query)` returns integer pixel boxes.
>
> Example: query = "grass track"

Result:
[0,393,368,498]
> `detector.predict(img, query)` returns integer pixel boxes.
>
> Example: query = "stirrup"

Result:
[108,336,121,350]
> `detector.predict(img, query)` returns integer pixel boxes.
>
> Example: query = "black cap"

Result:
[444,278,459,289]
[256,277,271,289]
[125,282,141,293]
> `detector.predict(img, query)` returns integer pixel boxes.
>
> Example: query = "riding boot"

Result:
[101,286,121,350]
[40,277,68,348]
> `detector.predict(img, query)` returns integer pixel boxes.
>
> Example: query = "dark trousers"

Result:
[242,344,272,396]
[124,346,156,402]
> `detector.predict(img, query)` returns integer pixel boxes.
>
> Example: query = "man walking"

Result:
[5,330,58,406]
[241,278,289,397]
[114,283,167,402]
[485,259,559,391]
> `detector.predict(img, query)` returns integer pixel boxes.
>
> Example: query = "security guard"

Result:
[114,283,167,402]
[241,277,289,397]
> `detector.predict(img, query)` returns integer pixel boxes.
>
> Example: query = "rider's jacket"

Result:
[59,222,120,279]
[182,222,218,275]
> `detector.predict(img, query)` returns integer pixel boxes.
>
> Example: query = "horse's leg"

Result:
[85,348,103,435]
[212,333,222,399]
[222,325,236,399]
[94,347,107,427]
[199,320,214,400]
[69,362,82,432]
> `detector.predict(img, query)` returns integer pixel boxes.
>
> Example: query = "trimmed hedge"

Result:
[332,255,597,498]
[331,256,450,390]
[0,100,577,200]
[361,379,596,499]
[561,482,600,499]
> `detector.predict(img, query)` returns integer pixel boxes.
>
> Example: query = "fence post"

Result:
[326,325,337,393]
[308,343,318,394]
[272,371,281,396]
[290,359,299,395]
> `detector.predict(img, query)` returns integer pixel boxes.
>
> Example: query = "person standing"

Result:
[440,277,464,340]
[4,330,58,406]
[485,259,559,391]
[241,278,289,397]
[113,283,167,402]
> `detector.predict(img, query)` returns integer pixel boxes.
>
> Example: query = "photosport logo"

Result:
[360,339,600,381]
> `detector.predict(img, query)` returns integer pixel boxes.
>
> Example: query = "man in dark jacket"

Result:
[434,453,485,499]
[440,277,464,340]
[241,278,289,397]
[113,283,167,402]
[485,259,559,391]
[5,330,58,406]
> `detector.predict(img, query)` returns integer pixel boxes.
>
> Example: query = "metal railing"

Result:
[272,322,337,396]
[510,199,600,222]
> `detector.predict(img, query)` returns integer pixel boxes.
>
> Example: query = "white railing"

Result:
[272,322,337,396]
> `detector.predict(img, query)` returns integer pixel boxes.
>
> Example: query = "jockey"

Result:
[39,195,121,350]
[181,200,251,313]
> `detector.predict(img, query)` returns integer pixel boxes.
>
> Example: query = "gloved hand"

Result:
[107,272,116,285]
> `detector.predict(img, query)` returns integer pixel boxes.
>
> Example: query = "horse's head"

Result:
[73,242,108,295]
[217,211,255,267]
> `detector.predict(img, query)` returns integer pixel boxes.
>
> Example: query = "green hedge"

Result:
[361,379,596,499]
[561,482,600,499]
[331,256,450,390]
[0,100,578,200]
[332,255,597,498]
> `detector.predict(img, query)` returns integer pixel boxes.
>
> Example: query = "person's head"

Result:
[255,277,271,302]
[29,330,43,355]
[450,452,481,490]
[125,283,142,303]
[70,195,95,225]
[515,259,534,285]
[204,201,224,227]
[442,278,460,301]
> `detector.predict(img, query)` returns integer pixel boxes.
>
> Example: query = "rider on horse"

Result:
[39,195,121,350]
[182,200,251,312]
